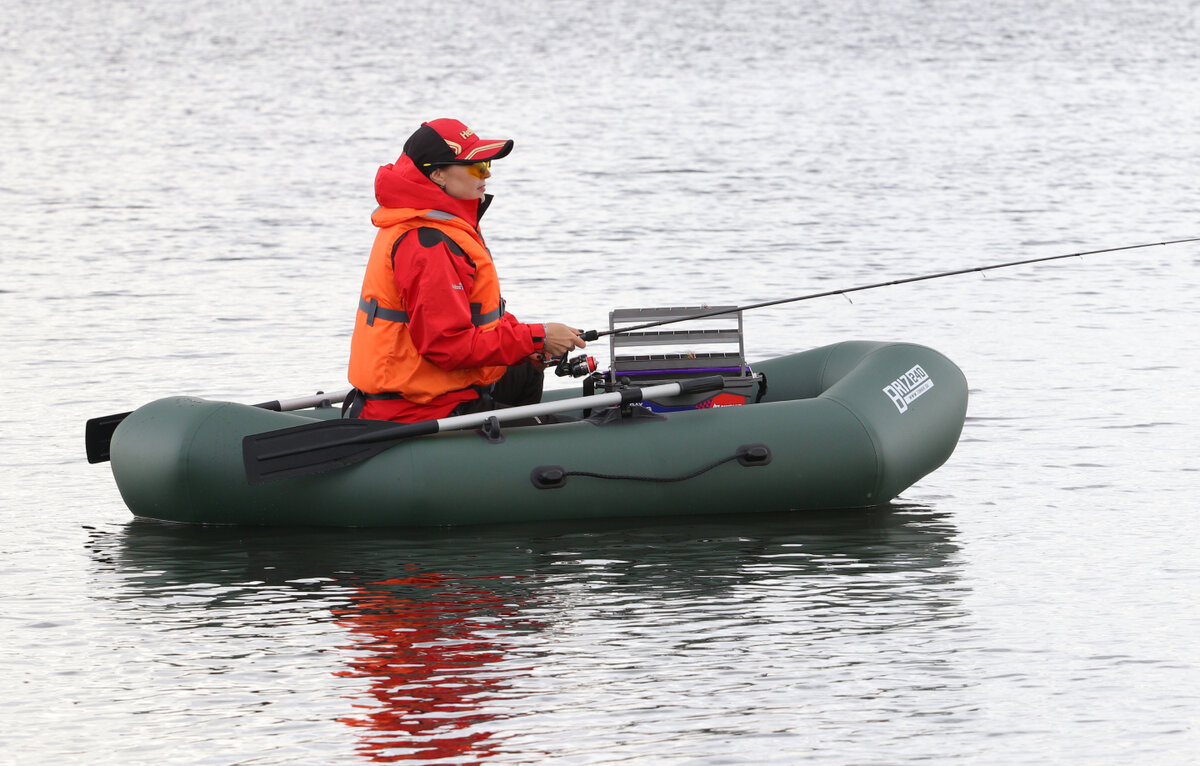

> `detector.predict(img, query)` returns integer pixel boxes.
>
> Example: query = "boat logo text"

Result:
[882,364,933,413]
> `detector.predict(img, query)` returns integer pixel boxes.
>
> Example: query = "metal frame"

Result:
[607,306,751,387]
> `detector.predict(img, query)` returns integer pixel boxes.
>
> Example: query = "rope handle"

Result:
[530,444,772,490]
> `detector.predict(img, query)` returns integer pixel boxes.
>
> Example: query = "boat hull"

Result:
[108,341,968,526]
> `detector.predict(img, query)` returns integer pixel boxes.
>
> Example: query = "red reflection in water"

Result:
[333,568,533,763]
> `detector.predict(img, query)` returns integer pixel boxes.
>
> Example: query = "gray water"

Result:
[3,0,1199,763]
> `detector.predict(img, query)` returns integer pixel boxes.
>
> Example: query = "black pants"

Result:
[343,360,545,420]
[450,360,545,416]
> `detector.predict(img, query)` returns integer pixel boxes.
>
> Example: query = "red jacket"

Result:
[347,156,544,421]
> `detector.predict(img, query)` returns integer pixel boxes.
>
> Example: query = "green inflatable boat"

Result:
[100,340,968,527]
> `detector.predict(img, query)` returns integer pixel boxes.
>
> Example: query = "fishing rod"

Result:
[579,237,1200,340]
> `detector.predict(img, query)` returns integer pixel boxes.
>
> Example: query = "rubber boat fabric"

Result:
[107,341,969,527]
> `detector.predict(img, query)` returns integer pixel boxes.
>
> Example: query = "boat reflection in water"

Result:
[331,568,538,762]
[88,505,963,762]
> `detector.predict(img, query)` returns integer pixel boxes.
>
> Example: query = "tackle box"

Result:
[597,306,761,411]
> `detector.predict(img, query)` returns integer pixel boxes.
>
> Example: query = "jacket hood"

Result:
[373,155,489,229]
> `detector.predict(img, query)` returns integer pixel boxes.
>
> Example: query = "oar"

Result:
[243,376,726,484]
[86,389,350,464]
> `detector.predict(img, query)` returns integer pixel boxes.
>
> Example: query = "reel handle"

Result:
[554,352,597,378]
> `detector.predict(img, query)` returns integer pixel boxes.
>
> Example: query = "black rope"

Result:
[531,444,771,489]
[563,453,743,485]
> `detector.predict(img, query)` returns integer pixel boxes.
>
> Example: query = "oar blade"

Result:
[86,412,131,464]
[242,418,416,485]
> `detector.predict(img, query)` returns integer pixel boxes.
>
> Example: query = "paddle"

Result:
[86,389,350,464]
[242,375,727,484]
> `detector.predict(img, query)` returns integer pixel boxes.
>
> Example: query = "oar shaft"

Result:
[433,378,708,432]
[254,390,351,412]
[337,376,726,451]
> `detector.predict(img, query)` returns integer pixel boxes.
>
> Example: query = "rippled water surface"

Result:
[2,0,1199,763]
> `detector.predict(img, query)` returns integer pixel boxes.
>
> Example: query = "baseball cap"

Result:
[403,118,514,173]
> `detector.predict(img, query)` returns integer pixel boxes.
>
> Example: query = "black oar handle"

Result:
[614,374,724,404]
[678,375,726,394]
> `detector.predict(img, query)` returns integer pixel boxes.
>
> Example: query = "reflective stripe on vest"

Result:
[358,296,505,327]
[472,298,506,325]
[359,296,409,326]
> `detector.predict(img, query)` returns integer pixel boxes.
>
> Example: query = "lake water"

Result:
[2,0,1198,763]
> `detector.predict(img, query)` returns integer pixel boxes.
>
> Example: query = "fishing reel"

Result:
[554,352,597,378]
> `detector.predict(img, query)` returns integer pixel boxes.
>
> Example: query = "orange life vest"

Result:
[347,208,508,403]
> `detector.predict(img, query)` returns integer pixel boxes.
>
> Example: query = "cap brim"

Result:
[454,138,514,163]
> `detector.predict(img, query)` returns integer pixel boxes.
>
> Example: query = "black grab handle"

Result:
[530,443,771,490]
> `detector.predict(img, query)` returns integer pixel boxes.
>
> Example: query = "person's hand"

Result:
[542,323,585,358]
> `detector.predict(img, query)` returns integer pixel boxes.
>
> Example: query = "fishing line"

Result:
[584,237,1200,340]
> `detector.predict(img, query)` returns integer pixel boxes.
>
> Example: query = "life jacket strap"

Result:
[359,296,410,327]
[471,298,506,325]
[359,296,505,327]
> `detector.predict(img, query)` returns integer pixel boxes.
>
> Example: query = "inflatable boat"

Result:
[97,338,968,527]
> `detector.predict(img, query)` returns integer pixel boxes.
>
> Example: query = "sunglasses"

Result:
[464,161,491,179]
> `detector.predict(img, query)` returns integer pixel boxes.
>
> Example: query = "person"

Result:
[345,118,585,422]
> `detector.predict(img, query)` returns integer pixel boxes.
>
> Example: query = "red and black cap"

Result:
[403,118,514,174]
